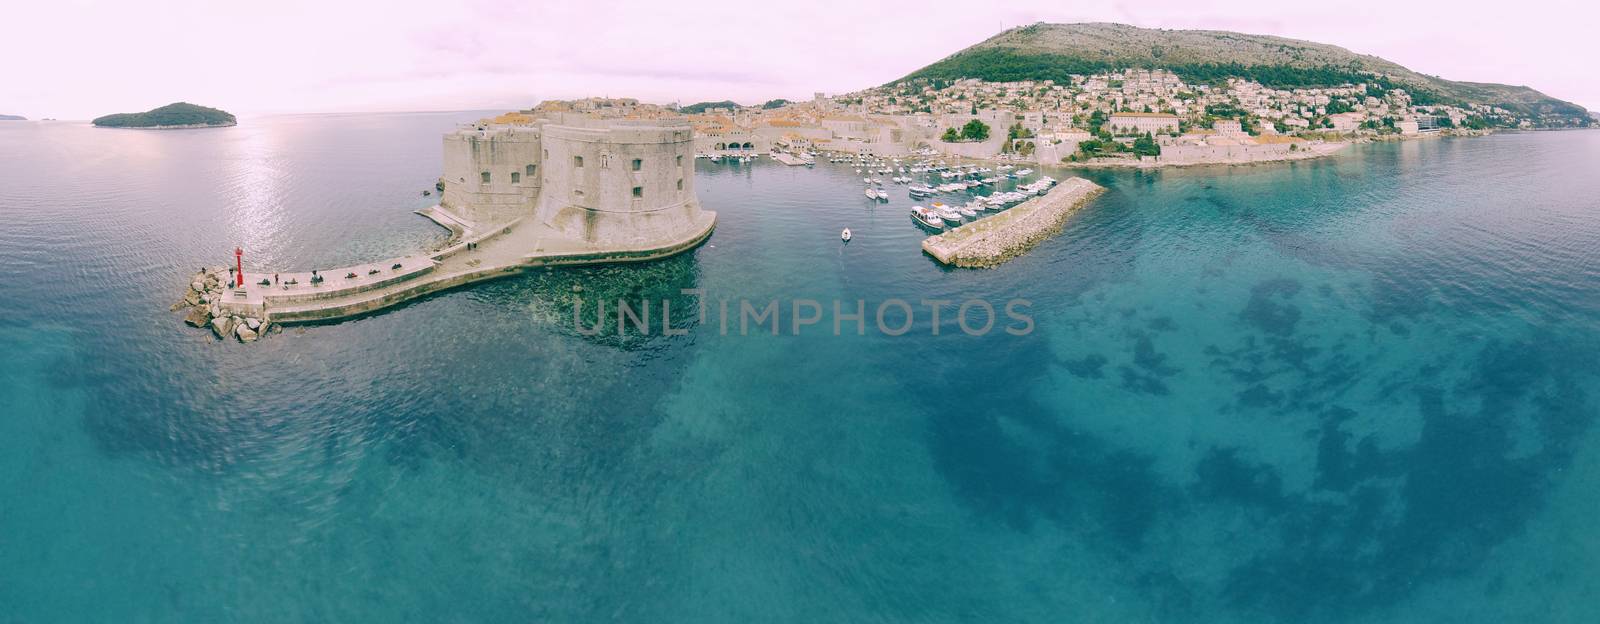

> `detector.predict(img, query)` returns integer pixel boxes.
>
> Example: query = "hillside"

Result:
[896,23,1588,125]
[0,114,25,121]
[92,102,235,128]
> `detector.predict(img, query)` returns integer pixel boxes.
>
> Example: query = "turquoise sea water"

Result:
[2,115,1598,622]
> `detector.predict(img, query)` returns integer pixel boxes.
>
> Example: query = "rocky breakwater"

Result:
[171,267,279,343]
[922,177,1105,268]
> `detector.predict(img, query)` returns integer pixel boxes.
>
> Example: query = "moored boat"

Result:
[910,206,944,230]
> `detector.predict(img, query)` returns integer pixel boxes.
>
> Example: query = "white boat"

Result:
[910,206,944,230]
[865,187,879,199]
[1015,168,1034,176]
[957,205,978,219]
[841,228,852,242]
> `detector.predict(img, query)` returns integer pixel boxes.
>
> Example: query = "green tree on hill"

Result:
[960,119,990,141]
[1132,132,1161,157]
[1087,109,1107,134]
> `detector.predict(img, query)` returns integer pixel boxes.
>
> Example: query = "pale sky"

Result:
[2,0,1593,120]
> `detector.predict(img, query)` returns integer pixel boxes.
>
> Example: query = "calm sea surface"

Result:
[2,114,1599,622]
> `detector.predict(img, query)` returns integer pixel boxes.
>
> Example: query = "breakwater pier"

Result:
[206,206,714,325]
[922,178,1104,268]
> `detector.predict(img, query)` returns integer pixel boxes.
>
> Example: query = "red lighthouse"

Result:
[234,247,244,287]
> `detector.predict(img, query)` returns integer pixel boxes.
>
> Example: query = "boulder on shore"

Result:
[236,325,258,343]
[245,317,261,330]
[183,306,213,328]
[211,316,235,340]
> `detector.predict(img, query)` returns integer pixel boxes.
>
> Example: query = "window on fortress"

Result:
[676,155,683,167]
[631,158,642,171]
[526,164,536,178]
[510,172,520,184]
[574,156,583,168]
[481,171,491,184]
[632,186,643,198]
[677,179,683,191]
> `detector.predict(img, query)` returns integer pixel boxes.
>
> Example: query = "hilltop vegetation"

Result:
[92,102,235,128]
[0,114,25,121]
[898,23,1588,124]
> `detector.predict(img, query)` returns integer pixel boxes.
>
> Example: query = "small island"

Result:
[0,114,25,121]
[92,102,235,129]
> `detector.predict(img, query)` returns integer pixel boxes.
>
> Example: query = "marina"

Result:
[921,177,1104,268]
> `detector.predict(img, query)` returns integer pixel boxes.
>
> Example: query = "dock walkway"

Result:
[770,152,810,166]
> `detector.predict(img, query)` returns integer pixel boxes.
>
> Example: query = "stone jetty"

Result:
[922,177,1105,268]
[204,207,713,326]
[172,267,279,343]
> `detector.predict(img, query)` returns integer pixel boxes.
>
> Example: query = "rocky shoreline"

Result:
[171,267,279,343]
[102,122,238,130]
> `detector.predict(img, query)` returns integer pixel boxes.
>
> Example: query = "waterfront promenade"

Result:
[922,178,1104,268]
[215,206,715,323]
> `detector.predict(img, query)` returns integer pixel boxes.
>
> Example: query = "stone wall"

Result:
[441,126,543,227]
[1158,141,1292,165]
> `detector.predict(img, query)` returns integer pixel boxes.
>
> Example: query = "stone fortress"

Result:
[440,112,709,243]
[189,100,717,332]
